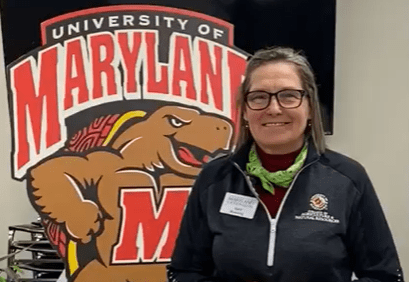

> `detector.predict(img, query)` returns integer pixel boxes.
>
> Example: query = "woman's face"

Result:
[243,61,311,154]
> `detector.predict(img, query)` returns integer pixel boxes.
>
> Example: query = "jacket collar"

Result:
[230,138,320,171]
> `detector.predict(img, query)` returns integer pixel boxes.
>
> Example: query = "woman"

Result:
[167,47,403,282]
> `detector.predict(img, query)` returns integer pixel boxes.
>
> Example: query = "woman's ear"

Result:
[243,108,248,122]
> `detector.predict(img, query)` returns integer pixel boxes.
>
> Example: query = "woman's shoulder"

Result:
[318,148,371,190]
[196,153,234,181]
[320,148,364,169]
[204,153,234,171]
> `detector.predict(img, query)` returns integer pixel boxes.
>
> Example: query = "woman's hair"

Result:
[235,46,326,154]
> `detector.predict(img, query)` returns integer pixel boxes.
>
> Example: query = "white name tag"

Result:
[220,192,259,219]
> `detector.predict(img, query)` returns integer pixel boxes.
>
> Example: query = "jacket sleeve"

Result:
[346,171,404,282]
[167,168,219,282]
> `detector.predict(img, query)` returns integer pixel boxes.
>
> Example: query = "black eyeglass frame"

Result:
[244,89,308,110]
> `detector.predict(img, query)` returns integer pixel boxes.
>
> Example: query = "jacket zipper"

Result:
[232,159,318,267]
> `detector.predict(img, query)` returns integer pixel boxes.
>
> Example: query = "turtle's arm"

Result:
[28,151,121,243]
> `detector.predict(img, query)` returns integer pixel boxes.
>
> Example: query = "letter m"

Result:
[112,188,190,263]
[9,46,63,179]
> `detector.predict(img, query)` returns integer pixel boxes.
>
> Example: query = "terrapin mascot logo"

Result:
[6,5,248,282]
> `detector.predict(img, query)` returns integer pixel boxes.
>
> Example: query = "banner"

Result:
[4,5,245,281]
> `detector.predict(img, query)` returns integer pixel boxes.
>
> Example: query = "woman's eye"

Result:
[281,94,297,100]
[249,94,268,102]
[280,91,301,100]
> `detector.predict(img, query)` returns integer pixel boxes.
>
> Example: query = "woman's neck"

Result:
[256,144,303,172]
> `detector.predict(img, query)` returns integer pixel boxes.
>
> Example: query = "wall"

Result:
[0,0,408,275]
[327,0,409,273]
[0,18,39,270]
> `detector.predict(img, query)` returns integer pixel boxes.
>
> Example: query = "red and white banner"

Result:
[6,5,248,281]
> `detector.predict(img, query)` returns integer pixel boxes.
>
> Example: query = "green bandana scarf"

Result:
[246,143,308,194]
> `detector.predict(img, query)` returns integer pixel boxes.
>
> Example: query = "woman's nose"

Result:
[265,96,283,114]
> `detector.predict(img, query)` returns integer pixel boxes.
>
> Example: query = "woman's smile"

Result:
[262,122,291,127]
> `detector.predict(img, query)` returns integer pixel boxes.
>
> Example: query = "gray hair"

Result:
[235,46,326,154]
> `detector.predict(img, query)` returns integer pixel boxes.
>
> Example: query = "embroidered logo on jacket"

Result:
[309,194,328,210]
[295,194,340,224]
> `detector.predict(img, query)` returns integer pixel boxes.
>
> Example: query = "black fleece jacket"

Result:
[168,141,403,282]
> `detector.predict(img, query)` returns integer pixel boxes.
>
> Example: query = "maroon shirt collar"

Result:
[255,145,303,173]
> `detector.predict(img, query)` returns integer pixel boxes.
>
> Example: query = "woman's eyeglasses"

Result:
[245,89,307,110]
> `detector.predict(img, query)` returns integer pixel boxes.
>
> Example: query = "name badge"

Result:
[220,192,259,219]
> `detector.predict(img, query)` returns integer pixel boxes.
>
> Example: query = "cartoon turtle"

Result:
[28,105,233,282]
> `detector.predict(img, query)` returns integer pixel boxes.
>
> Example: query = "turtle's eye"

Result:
[165,114,191,128]
[168,116,186,128]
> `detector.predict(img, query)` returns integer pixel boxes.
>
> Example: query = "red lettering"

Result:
[117,31,143,94]
[199,41,223,110]
[171,36,196,98]
[64,38,89,110]
[227,51,246,131]
[113,189,190,262]
[12,47,60,170]
[90,34,117,99]
[145,32,169,94]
